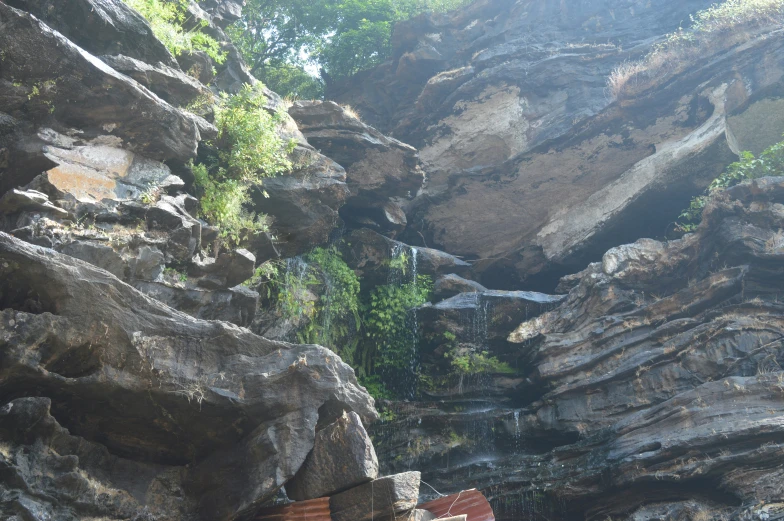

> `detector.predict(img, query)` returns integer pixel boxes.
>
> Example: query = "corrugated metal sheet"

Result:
[254,497,331,521]
[418,489,495,521]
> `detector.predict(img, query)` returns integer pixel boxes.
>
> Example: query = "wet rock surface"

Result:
[375,177,784,520]
[5,0,784,520]
[340,227,472,287]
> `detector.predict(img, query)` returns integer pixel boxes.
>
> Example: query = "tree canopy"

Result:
[227,0,471,99]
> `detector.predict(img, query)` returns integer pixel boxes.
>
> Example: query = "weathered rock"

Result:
[330,0,784,290]
[0,231,377,521]
[177,50,217,85]
[25,133,184,208]
[133,281,259,327]
[189,248,256,289]
[419,290,565,346]
[59,239,126,278]
[198,0,243,28]
[0,396,195,521]
[288,101,424,233]
[0,3,201,162]
[100,54,211,107]
[340,228,471,288]
[433,273,486,301]
[375,177,784,520]
[259,147,349,258]
[286,411,378,501]
[0,188,68,218]
[146,195,202,262]
[329,472,421,521]
[4,0,179,67]
[411,510,436,521]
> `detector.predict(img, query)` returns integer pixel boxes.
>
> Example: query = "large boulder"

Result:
[0,2,202,163]
[0,231,377,521]
[286,410,379,501]
[4,0,179,67]
[258,146,350,258]
[288,101,424,234]
[329,472,421,521]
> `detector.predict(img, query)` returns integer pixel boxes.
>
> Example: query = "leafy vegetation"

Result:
[361,275,432,396]
[266,244,433,399]
[242,260,282,296]
[228,0,472,98]
[122,0,226,64]
[678,138,784,232]
[609,0,784,99]
[193,84,296,245]
[447,351,516,375]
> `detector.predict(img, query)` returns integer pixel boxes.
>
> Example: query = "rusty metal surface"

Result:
[418,489,495,521]
[254,497,331,521]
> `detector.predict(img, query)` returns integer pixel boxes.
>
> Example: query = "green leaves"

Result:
[193,84,294,246]
[229,0,472,98]
[214,84,294,182]
[122,0,226,64]
[678,138,784,232]
[447,351,516,376]
[364,275,432,375]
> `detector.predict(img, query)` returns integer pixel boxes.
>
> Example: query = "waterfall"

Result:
[411,247,418,282]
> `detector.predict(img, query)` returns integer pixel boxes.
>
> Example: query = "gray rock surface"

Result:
[0,231,377,521]
[259,148,349,258]
[4,0,179,67]
[0,3,202,163]
[288,101,424,234]
[329,472,421,521]
[100,54,211,107]
[374,177,784,521]
[433,273,487,301]
[340,228,472,288]
[330,0,784,290]
[286,411,379,501]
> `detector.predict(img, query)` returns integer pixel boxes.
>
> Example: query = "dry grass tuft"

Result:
[340,103,362,121]
[608,0,784,100]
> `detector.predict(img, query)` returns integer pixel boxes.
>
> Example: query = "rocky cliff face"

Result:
[330,0,784,291]
[4,0,784,520]
[374,177,784,520]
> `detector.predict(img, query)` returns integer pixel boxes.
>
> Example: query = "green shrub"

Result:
[360,275,432,396]
[358,375,395,402]
[268,247,362,363]
[242,260,282,295]
[193,84,296,245]
[192,162,270,245]
[122,0,226,64]
[448,351,516,375]
[678,137,784,231]
[213,83,296,182]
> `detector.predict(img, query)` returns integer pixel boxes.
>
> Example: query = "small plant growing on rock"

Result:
[678,137,784,232]
[447,350,516,375]
[193,83,296,246]
[122,0,226,64]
